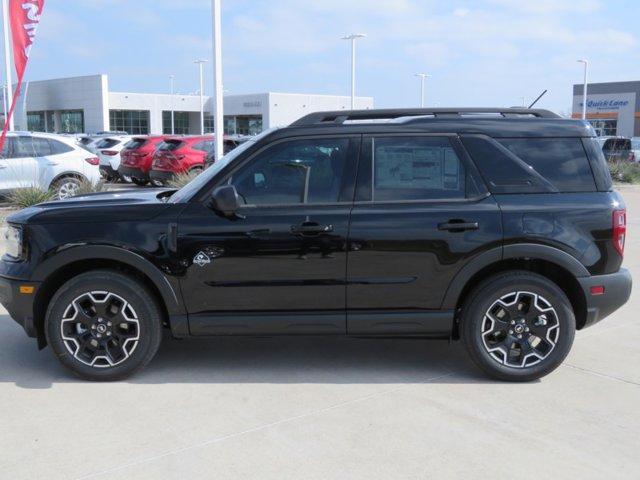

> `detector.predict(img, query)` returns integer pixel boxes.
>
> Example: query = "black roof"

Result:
[286,108,594,138]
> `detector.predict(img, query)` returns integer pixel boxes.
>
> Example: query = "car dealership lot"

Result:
[0,188,639,480]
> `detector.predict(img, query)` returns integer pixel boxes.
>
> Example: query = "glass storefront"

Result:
[27,111,45,132]
[162,111,189,134]
[589,119,617,137]
[223,115,263,136]
[109,109,150,134]
[60,110,84,133]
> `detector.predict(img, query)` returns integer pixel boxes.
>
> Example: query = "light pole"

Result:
[211,0,224,160]
[194,60,207,135]
[414,73,430,108]
[577,59,588,120]
[169,75,175,135]
[341,33,366,109]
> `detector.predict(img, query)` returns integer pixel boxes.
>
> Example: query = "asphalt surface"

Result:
[1,186,639,479]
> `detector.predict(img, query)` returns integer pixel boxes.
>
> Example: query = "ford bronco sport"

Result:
[0,108,632,381]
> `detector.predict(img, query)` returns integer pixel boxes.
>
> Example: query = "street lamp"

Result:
[577,59,588,120]
[169,75,175,135]
[414,73,430,108]
[194,59,208,135]
[341,33,366,109]
[211,0,224,160]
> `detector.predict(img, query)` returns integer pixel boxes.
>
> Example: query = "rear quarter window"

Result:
[498,138,596,192]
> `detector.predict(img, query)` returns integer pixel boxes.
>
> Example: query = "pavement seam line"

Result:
[74,371,454,480]
[563,363,640,386]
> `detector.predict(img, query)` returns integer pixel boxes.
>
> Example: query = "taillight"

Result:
[85,157,99,165]
[613,209,626,257]
[629,151,636,163]
[101,150,118,156]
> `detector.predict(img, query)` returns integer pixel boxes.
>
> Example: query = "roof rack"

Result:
[290,107,561,127]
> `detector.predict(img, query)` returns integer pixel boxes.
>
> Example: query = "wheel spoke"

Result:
[59,291,140,368]
[481,290,560,369]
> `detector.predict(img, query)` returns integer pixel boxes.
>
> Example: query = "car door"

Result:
[0,136,39,191]
[346,134,502,335]
[177,134,360,335]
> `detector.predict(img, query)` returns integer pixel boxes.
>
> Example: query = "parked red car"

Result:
[118,136,169,186]
[149,135,214,185]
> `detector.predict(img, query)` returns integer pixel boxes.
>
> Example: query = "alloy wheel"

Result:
[480,291,560,368]
[57,180,80,199]
[60,291,140,368]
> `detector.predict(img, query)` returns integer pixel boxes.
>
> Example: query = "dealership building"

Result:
[572,80,640,137]
[3,74,373,135]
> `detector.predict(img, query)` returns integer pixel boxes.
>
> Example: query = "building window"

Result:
[27,111,45,132]
[109,109,150,134]
[588,119,617,137]
[224,115,262,136]
[204,115,215,134]
[162,111,189,134]
[46,111,55,132]
[60,110,84,133]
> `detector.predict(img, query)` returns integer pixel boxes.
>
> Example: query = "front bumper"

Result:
[0,275,40,338]
[578,268,632,329]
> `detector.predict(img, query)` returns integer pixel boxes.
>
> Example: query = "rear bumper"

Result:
[0,275,39,338]
[578,268,632,329]
[149,170,175,183]
[99,165,118,179]
[118,166,148,180]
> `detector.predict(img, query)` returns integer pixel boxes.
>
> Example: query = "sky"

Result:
[5,0,640,115]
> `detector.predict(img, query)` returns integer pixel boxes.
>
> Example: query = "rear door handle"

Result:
[438,221,479,232]
[291,223,334,235]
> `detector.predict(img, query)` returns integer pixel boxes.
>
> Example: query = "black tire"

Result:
[45,270,163,381]
[131,178,149,186]
[150,179,165,187]
[460,271,575,382]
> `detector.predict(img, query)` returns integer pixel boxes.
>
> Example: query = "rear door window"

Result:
[158,140,183,151]
[48,139,74,155]
[498,138,596,192]
[32,137,52,156]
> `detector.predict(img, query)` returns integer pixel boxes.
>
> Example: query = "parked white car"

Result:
[94,135,133,181]
[0,132,101,199]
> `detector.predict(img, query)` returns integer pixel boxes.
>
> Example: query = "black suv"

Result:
[0,108,632,381]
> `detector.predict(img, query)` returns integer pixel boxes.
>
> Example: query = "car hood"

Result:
[8,188,178,224]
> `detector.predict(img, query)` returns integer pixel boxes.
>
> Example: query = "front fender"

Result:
[32,245,185,316]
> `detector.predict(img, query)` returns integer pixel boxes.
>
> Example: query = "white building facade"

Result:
[5,74,373,135]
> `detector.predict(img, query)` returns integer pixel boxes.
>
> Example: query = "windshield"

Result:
[169,128,279,203]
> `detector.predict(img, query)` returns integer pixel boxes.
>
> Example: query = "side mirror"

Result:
[209,185,244,219]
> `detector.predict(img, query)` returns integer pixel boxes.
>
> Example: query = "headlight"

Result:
[0,224,23,261]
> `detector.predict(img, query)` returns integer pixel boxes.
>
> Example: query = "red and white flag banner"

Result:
[0,0,45,152]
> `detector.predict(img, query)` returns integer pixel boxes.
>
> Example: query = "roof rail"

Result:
[290,107,562,127]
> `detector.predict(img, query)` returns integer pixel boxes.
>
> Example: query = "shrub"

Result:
[74,179,108,196]
[608,161,640,184]
[6,187,54,208]
[167,171,199,189]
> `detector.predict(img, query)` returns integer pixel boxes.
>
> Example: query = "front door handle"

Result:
[291,222,334,235]
[438,220,479,232]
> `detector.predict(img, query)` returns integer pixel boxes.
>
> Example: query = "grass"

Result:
[609,161,640,184]
[74,179,108,196]
[166,171,200,189]
[6,187,54,208]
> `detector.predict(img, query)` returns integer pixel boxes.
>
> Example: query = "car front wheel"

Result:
[460,271,575,382]
[45,270,163,381]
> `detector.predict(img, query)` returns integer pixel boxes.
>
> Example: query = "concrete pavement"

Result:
[1,187,639,479]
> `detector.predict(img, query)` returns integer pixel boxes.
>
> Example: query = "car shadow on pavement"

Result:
[0,315,511,389]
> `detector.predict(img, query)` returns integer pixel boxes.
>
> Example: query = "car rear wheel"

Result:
[52,176,82,199]
[45,270,163,381]
[460,271,575,382]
